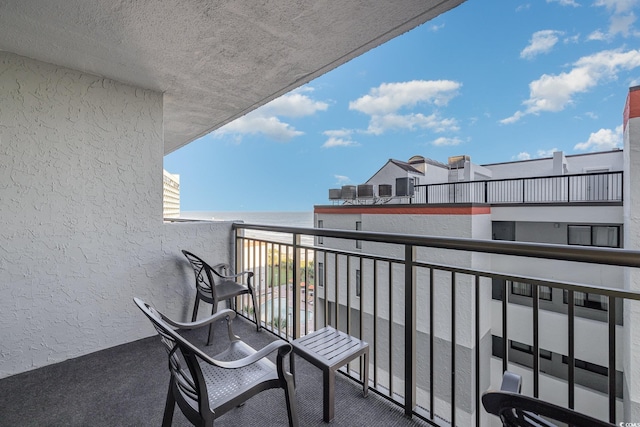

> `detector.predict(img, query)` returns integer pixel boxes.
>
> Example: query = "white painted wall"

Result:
[484,151,623,180]
[0,53,233,378]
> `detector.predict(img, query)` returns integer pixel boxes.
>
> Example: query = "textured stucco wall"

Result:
[0,52,232,378]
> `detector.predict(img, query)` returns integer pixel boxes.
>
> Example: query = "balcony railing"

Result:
[412,171,623,204]
[231,223,640,426]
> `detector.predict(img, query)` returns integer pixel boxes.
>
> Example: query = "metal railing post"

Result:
[404,244,416,417]
[293,233,301,339]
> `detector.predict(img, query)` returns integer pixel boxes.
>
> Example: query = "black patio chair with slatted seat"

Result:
[134,297,298,427]
[182,250,260,346]
[482,390,615,427]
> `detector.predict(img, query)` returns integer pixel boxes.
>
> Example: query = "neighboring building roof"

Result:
[0,0,465,154]
[389,159,424,174]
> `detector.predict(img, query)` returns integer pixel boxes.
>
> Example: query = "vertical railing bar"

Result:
[335,253,339,329]
[346,255,351,375]
[373,259,378,388]
[277,243,282,337]
[257,240,262,328]
[502,280,508,374]
[609,295,617,424]
[323,252,328,329]
[451,271,456,427]
[270,243,275,331]
[287,245,292,338]
[475,275,480,427]
[568,289,575,409]
[304,247,309,336]
[293,236,300,340]
[533,283,540,398]
[389,261,393,398]
[360,257,364,381]
[429,267,434,420]
[404,245,416,417]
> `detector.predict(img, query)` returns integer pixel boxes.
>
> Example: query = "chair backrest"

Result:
[482,391,615,427]
[182,250,218,296]
[134,298,210,415]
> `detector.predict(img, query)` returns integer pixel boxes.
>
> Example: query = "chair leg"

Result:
[162,379,176,427]
[250,291,260,332]
[283,372,299,427]
[191,295,200,322]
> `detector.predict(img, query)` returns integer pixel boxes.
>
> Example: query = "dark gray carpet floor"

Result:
[0,316,429,427]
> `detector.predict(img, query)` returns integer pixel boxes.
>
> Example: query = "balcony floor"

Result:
[0,315,430,427]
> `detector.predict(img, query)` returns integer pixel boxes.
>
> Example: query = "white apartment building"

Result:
[162,169,180,219]
[313,86,640,423]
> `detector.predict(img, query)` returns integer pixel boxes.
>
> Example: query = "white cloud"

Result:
[334,175,350,184]
[430,23,445,32]
[324,129,353,138]
[322,129,359,148]
[513,152,532,160]
[432,137,463,146]
[323,137,358,148]
[595,0,638,14]
[574,125,623,151]
[349,80,461,115]
[501,48,640,123]
[366,113,459,135]
[215,114,303,142]
[609,12,638,37]
[587,29,608,40]
[537,148,559,157]
[521,30,564,59]
[591,1,640,40]
[349,80,461,135]
[213,87,327,142]
[261,91,328,117]
[547,0,580,7]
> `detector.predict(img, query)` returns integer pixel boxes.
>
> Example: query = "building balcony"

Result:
[2,221,639,426]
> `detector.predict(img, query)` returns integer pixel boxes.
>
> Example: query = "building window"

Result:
[509,340,553,360]
[563,290,608,311]
[318,262,324,287]
[568,225,620,248]
[317,220,323,245]
[510,281,552,301]
[562,356,608,377]
[356,221,362,249]
[355,269,361,297]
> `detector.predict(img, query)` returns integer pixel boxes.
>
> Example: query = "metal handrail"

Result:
[232,221,638,425]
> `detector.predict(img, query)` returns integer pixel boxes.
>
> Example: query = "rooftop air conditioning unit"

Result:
[357,184,374,199]
[378,184,392,198]
[341,185,357,199]
[328,188,342,200]
[396,177,415,197]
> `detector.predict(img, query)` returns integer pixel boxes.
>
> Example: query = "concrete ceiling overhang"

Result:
[0,0,465,154]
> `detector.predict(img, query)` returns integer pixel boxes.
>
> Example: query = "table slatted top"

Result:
[291,326,368,371]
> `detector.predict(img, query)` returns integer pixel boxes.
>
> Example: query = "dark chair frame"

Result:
[182,250,260,345]
[134,297,298,427]
[482,390,615,427]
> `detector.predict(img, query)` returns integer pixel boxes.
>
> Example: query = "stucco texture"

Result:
[0,52,232,378]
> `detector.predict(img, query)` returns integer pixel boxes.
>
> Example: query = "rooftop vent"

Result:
[378,184,392,198]
[328,188,342,200]
[396,177,414,197]
[357,184,374,199]
[341,185,357,200]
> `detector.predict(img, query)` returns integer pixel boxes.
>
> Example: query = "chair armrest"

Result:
[200,340,292,370]
[216,270,254,281]
[160,308,236,330]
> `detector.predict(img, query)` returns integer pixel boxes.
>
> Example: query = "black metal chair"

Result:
[134,297,298,427]
[182,250,260,345]
[482,391,615,427]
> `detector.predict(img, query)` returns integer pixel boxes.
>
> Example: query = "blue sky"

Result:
[164,0,640,212]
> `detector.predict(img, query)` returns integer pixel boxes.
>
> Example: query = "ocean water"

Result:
[181,211,313,227]
[180,211,314,244]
